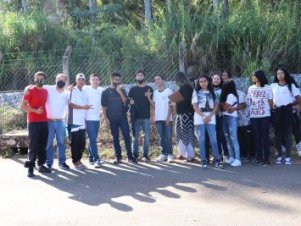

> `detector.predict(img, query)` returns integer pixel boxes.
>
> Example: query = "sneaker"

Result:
[177,155,185,160]
[184,157,194,162]
[275,156,283,164]
[74,161,85,169]
[38,165,51,173]
[89,160,94,165]
[128,158,138,164]
[230,159,242,167]
[156,154,167,162]
[214,161,224,169]
[112,158,122,164]
[47,164,52,170]
[142,156,150,163]
[284,157,292,165]
[263,161,270,167]
[167,154,174,163]
[59,163,70,170]
[225,157,234,164]
[201,160,207,168]
[254,160,263,166]
[27,167,34,177]
[94,160,101,168]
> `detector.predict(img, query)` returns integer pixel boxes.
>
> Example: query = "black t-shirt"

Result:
[176,84,194,114]
[128,85,153,119]
[101,87,127,120]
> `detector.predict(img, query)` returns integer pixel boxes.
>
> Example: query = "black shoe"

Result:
[142,156,150,162]
[201,160,207,168]
[59,163,70,169]
[254,160,263,166]
[128,158,138,164]
[263,161,270,166]
[38,165,51,173]
[112,159,122,164]
[214,161,224,169]
[27,167,34,177]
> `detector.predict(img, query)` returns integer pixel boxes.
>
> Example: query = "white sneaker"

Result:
[167,154,174,163]
[225,157,234,164]
[275,156,283,164]
[156,154,167,162]
[284,157,292,165]
[230,159,242,167]
[94,160,101,168]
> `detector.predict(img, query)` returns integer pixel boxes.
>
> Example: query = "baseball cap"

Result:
[76,73,86,80]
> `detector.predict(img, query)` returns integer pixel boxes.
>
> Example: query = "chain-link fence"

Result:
[0,47,179,133]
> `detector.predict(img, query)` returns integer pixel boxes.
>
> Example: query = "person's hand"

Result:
[116,85,123,94]
[203,115,211,124]
[83,105,93,110]
[227,106,235,113]
[165,119,171,126]
[130,98,135,105]
[35,107,43,114]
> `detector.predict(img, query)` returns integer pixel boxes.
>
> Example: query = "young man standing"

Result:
[68,73,92,169]
[45,73,70,170]
[128,70,154,162]
[84,74,104,168]
[101,72,135,164]
[151,75,174,163]
[21,71,51,177]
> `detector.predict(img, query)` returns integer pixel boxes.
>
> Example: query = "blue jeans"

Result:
[223,115,240,160]
[195,124,220,161]
[155,121,173,155]
[133,119,150,159]
[86,120,100,162]
[46,120,66,166]
[109,116,133,160]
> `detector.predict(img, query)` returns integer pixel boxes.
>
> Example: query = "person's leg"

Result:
[109,119,122,161]
[142,119,150,158]
[37,122,49,166]
[46,121,55,167]
[251,118,263,162]
[133,119,142,159]
[155,121,166,155]
[78,129,86,162]
[223,115,234,159]
[207,124,220,161]
[228,116,240,160]
[25,123,38,175]
[70,130,80,164]
[197,124,206,161]
[165,122,173,156]
[260,117,271,164]
[56,121,67,165]
[120,117,133,160]
[86,120,100,162]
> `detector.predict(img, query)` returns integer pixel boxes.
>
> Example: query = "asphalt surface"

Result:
[1,157,301,226]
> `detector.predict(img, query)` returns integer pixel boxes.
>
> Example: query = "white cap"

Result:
[76,73,86,80]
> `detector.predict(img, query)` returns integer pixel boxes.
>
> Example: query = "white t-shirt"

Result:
[44,85,69,119]
[247,84,273,118]
[271,83,300,107]
[192,90,216,125]
[83,86,104,121]
[222,93,238,117]
[153,88,173,121]
[69,87,88,130]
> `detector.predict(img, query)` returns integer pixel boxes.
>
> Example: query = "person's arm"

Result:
[165,102,172,125]
[20,89,44,114]
[69,102,92,110]
[116,85,127,105]
[102,106,110,128]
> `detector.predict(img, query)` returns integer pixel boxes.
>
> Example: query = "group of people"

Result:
[21,68,301,177]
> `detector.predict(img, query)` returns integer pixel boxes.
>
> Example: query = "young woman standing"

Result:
[192,75,223,168]
[247,70,273,166]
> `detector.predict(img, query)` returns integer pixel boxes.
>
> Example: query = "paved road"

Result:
[1,157,301,226]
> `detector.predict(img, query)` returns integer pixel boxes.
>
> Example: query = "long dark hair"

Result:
[220,80,238,103]
[195,75,216,101]
[175,71,190,86]
[273,68,293,92]
[253,70,268,87]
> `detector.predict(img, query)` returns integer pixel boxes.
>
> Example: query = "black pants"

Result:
[70,129,86,163]
[238,125,254,159]
[292,112,301,144]
[25,122,48,167]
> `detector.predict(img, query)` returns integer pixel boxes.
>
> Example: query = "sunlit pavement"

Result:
[1,157,301,226]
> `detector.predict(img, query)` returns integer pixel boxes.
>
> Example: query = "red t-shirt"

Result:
[23,86,48,122]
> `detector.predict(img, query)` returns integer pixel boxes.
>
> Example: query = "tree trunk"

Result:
[213,0,219,15]
[89,0,97,23]
[62,46,72,86]
[21,0,28,12]
[222,0,229,19]
[144,0,152,24]
[179,41,186,73]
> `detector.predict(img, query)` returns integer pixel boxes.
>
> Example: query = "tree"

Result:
[222,0,228,19]
[21,0,28,12]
